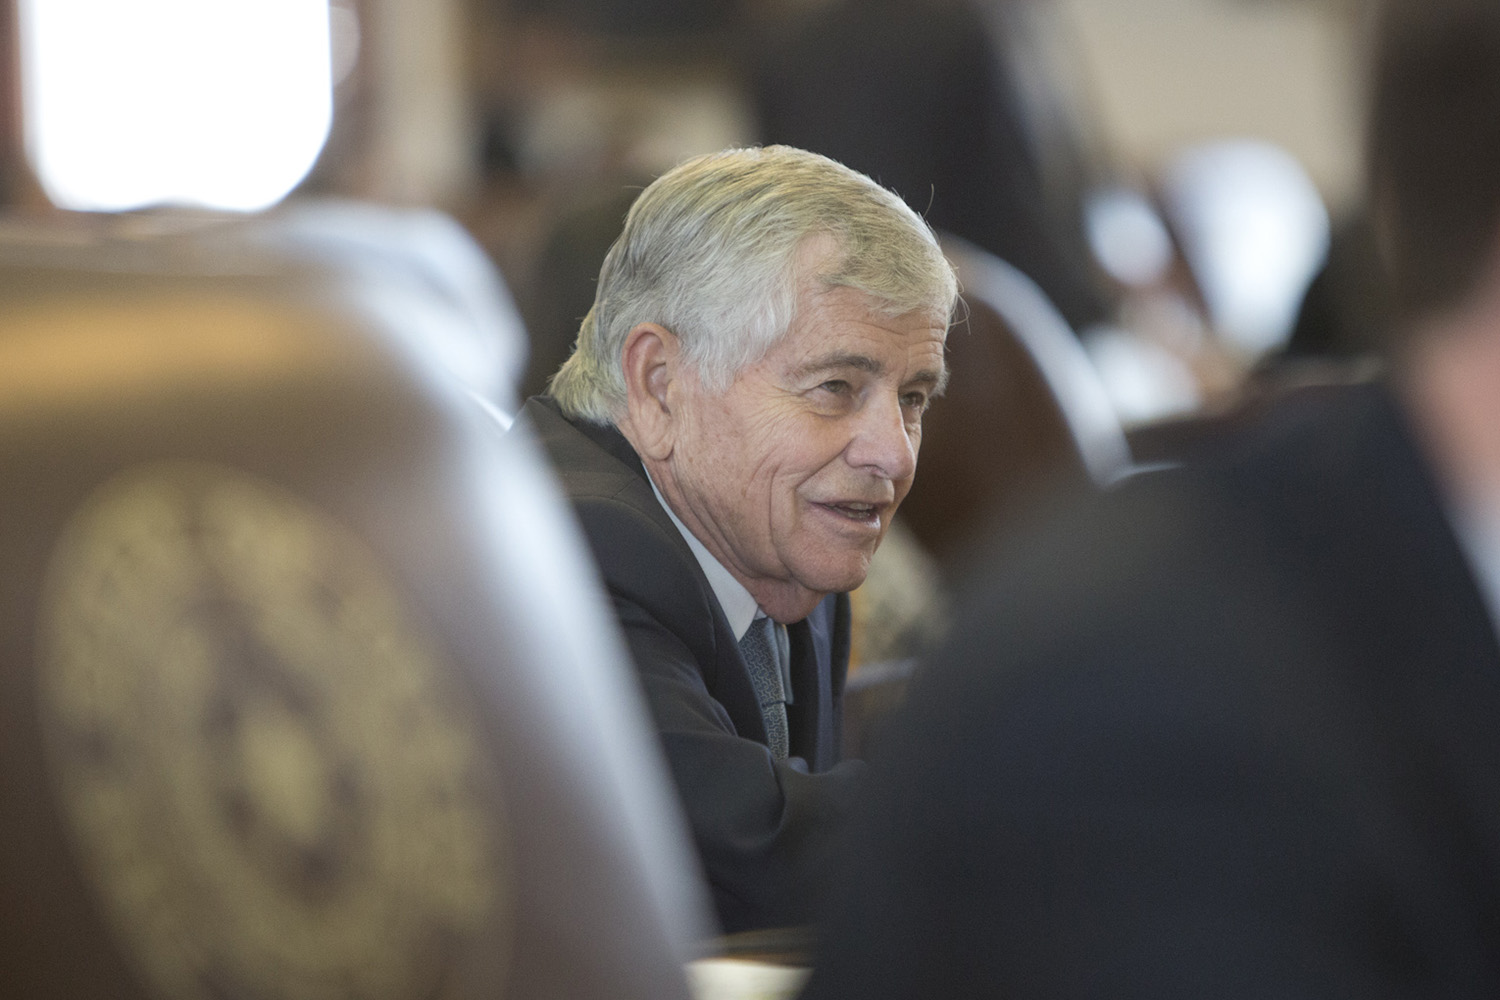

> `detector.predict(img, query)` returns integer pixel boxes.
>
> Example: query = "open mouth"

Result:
[820,501,883,526]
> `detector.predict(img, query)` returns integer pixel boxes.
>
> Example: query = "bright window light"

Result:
[1161,140,1331,360]
[18,0,333,213]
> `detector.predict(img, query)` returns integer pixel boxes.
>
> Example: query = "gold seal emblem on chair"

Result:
[37,461,510,1000]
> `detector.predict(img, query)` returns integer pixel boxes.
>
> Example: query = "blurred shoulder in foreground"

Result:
[804,0,1500,992]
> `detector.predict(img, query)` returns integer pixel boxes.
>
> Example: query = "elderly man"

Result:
[516,146,957,934]
[803,0,1500,995]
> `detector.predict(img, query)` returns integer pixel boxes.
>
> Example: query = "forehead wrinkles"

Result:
[786,291,943,350]
[792,317,945,372]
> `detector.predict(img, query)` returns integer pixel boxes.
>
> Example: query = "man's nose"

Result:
[845,394,917,481]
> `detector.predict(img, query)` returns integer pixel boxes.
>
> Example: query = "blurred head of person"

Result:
[1368,0,1500,327]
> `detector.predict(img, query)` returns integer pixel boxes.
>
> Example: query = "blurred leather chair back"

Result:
[0,207,711,1000]
[900,233,1130,571]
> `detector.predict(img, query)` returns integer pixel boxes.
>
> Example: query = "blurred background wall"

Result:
[1061,0,1363,208]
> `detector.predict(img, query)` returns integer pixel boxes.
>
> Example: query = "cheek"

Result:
[748,413,823,474]
[686,402,760,476]
[790,430,851,481]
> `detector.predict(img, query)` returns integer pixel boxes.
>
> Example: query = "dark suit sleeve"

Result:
[809,634,1394,998]
[611,594,863,934]
[575,494,862,934]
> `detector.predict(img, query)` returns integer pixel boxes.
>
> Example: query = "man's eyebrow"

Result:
[792,353,949,395]
[792,353,886,380]
[922,365,950,398]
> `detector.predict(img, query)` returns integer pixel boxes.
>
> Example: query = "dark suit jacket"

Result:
[806,382,1500,997]
[518,396,863,934]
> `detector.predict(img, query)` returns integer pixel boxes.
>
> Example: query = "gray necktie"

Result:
[740,616,790,760]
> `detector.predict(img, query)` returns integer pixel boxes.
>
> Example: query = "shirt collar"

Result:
[1450,491,1500,643]
[647,472,761,642]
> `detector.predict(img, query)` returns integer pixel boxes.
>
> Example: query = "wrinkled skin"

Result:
[630,283,948,623]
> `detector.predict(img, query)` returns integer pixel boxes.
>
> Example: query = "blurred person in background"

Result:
[513,145,957,934]
[465,0,757,400]
[751,0,1114,335]
[801,0,1500,993]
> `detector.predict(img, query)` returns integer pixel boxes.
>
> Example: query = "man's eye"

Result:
[901,391,930,412]
[817,380,852,395]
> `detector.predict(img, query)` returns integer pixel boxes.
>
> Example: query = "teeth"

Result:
[828,502,878,520]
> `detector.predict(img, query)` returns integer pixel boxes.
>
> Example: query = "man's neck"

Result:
[645,471,760,641]
[1398,285,1500,643]
[1399,294,1500,509]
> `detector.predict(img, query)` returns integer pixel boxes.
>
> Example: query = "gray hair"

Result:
[548,145,959,424]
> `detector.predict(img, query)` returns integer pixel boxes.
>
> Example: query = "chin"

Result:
[794,559,873,597]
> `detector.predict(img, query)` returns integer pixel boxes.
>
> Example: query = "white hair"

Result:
[548,145,959,424]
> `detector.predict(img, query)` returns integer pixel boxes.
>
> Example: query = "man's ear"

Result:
[620,322,680,461]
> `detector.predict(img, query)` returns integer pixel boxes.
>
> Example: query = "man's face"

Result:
[663,284,948,620]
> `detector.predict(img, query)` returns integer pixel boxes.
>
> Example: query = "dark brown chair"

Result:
[845,236,1131,758]
[899,233,1130,573]
[0,208,711,1000]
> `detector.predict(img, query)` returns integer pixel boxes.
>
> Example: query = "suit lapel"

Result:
[1266,386,1500,871]
[1341,391,1500,852]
